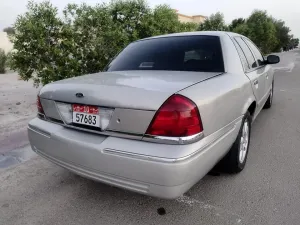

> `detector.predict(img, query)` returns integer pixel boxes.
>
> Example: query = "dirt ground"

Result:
[0,73,38,153]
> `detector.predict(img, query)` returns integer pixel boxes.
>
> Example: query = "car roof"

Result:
[138,31,245,42]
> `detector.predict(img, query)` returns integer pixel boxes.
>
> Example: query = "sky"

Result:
[0,0,300,38]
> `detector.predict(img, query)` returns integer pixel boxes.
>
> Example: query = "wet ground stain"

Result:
[0,145,36,169]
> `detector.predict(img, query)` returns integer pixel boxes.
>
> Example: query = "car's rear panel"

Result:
[28,114,242,199]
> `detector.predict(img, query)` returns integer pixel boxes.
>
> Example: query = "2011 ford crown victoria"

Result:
[28,31,280,199]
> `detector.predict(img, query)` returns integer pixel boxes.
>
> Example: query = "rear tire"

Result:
[263,82,274,109]
[223,112,252,173]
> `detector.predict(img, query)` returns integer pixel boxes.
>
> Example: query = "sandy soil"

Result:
[0,73,39,153]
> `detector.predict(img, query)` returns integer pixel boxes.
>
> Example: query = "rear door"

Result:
[233,37,266,109]
[243,38,273,101]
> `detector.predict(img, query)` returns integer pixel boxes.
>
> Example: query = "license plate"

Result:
[72,104,100,127]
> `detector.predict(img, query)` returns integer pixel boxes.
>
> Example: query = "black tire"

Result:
[222,111,252,173]
[263,81,274,109]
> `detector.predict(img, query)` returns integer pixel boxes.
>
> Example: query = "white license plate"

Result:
[72,104,100,127]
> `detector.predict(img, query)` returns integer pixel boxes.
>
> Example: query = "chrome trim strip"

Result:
[102,149,175,162]
[142,132,204,145]
[104,116,243,163]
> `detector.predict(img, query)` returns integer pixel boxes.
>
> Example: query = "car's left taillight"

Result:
[37,95,45,116]
[145,94,203,138]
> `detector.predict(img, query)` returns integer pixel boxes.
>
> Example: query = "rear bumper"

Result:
[28,118,241,199]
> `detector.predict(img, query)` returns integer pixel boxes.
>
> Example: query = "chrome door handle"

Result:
[253,80,258,85]
[266,74,269,79]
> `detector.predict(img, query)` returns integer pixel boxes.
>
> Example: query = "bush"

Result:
[10,0,198,86]
[5,51,13,70]
[0,49,7,74]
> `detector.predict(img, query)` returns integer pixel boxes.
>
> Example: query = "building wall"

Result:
[0,32,13,53]
[177,12,206,24]
[177,14,194,23]
[191,16,206,24]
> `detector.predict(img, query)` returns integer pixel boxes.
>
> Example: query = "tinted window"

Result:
[235,37,257,69]
[233,39,250,70]
[106,36,224,72]
[244,39,265,66]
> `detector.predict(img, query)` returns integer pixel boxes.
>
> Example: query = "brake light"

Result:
[37,96,44,114]
[146,95,203,137]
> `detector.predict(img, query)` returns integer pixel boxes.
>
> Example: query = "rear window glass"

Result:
[106,36,224,73]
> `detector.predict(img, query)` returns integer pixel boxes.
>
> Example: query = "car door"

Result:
[243,38,273,101]
[234,37,266,110]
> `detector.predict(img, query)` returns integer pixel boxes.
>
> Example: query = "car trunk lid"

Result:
[40,70,222,110]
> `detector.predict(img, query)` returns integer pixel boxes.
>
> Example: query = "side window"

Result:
[244,39,265,66]
[232,39,250,71]
[234,37,257,69]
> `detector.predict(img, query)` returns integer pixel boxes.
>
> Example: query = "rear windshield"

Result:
[106,36,224,73]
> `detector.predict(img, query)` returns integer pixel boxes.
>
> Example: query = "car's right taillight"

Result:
[37,95,44,115]
[146,94,203,138]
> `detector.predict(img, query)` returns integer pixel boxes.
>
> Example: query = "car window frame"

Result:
[233,36,260,73]
[232,38,250,72]
[242,37,266,69]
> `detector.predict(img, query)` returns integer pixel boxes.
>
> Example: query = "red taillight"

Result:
[146,95,203,137]
[37,96,44,114]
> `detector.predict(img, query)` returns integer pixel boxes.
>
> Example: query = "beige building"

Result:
[177,11,206,24]
[0,32,13,53]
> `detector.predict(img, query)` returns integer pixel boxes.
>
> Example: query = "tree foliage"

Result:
[10,1,299,85]
[0,49,7,74]
[271,19,290,52]
[202,10,298,54]
[245,10,278,54]
[228,18,245,31]
[198,12,228,31]
[3,27,15,35]
[10,0,197,86]
[288,37,299,49]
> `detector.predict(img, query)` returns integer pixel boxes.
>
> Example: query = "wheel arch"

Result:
[242,96,257,118]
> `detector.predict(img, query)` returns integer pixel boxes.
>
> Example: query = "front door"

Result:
[243,38,273,102]
[234,37,266,109]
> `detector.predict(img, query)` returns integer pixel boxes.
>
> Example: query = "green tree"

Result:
[294,38,300,47]
[109,0,151,42]
[288,37,299,49]
[198,12,228,31]
[0,49,7,74]
[10,1,67,86]
[232,23,250,37]
[10,0,198,86]
[3,27,15,35]
[271,19,290,52]
[244,10,278,54]
[229,18,245,31]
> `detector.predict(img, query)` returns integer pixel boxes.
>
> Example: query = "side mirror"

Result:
[266,55,280,64]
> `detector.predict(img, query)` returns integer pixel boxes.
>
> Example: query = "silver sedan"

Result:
[28,31,280,199]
